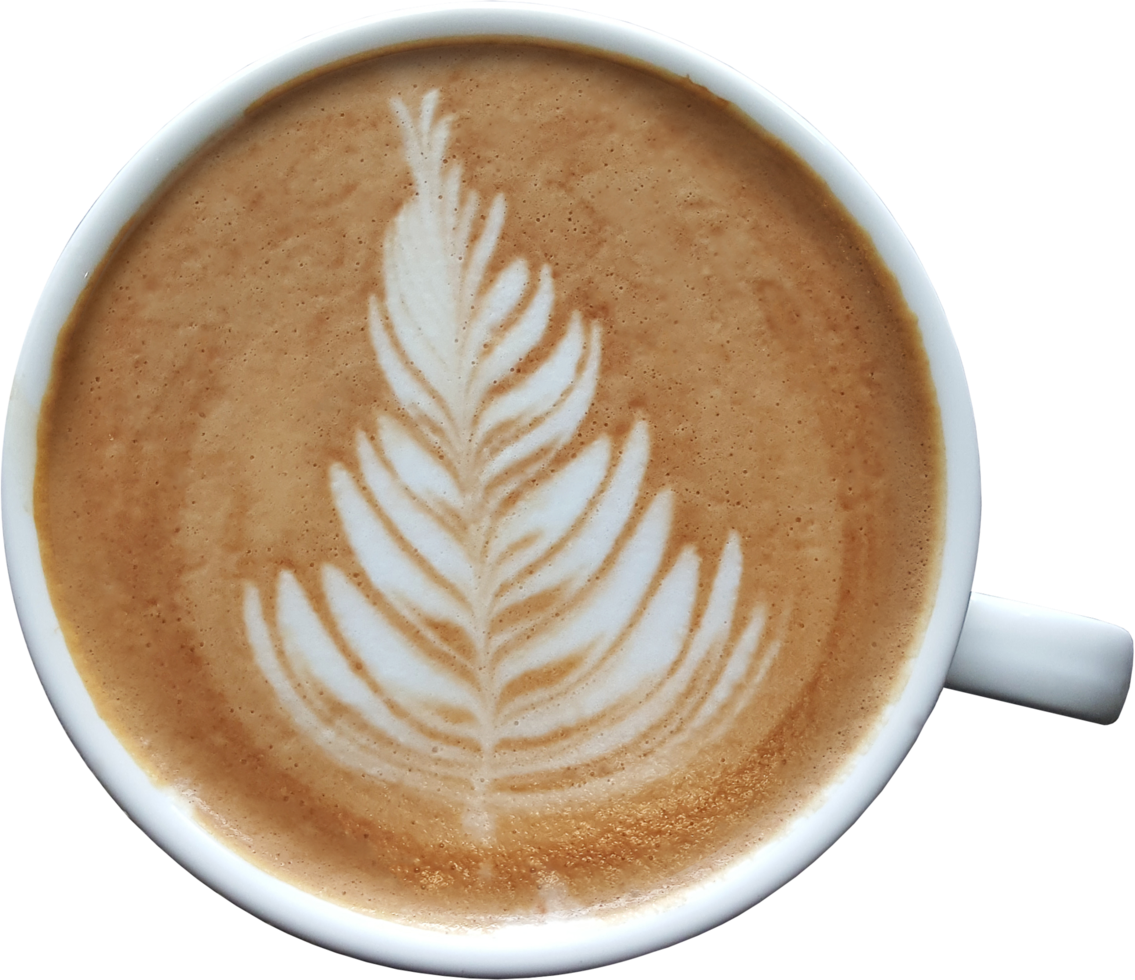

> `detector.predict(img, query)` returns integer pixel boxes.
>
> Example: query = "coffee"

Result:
[36,42,944,925]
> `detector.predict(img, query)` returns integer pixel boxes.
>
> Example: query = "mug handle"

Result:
[945,593,1133,724]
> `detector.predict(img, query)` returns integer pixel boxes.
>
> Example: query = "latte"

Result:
[35,42,944,925]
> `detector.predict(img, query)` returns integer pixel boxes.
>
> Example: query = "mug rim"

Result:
[1,3,981,975]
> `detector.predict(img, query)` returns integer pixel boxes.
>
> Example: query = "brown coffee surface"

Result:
[36,43,944,925]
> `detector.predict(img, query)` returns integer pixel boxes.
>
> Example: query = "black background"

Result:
[6,3,1125,976]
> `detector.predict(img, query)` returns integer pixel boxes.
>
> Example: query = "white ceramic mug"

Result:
[6,5,1125,972]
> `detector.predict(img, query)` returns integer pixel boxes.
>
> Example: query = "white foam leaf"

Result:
[474,312,586,445]
[497,419,650,613]
[354,432,474,597]
[482,323,600,485]
[245,92,779,835]
[488,435,610,585]
[494,490,674,695]
[377,416,461,513]
[323,565,480,726]
[368,297,449,435]
[470,265,554,405]
[330,463,470,635]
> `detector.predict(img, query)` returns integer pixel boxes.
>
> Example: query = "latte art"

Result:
[36,43,944,923]
[243,93,780,837]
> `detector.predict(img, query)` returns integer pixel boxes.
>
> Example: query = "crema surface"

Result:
[37,43,944,925]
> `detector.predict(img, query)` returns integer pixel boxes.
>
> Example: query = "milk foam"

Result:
[243,93,779,837]
[36,44,943,922]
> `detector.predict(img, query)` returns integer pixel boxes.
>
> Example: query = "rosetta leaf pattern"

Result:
[243,92,780,837]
